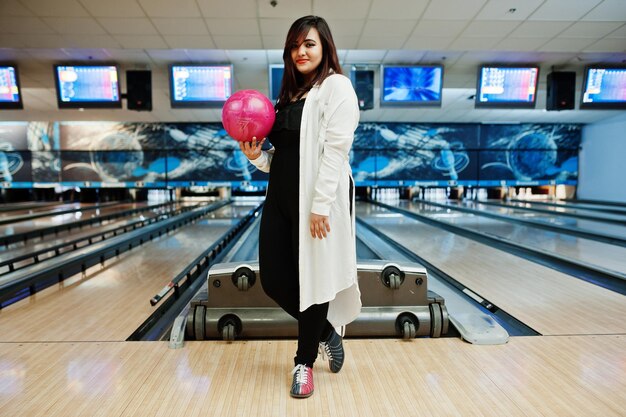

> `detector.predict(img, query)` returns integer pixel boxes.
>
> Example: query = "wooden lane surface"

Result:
[461,200,626,240]
[357,203,626,335]
[0,203,256,343]
[0,336,623,417]
[0,201,62,213]
[514,199,626,215]
[404,201,626,276]
[0,202,89,219]
[497,200,626,221]
[0,202,189,269]
[0,202,153,238]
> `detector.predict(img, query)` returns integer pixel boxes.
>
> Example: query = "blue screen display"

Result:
[476,67,538,107]
[582,67,626,107]
[55,66,120,103]
[381,66,443,106]
[170,65,232,106]
[269,65,284,102]
[0,66,21,105]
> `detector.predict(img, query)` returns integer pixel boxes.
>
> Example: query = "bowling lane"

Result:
[400,201,626,277]
[0,200,257,343]
[0,202,195,272]
[0,200,61,212]
[0,201,120,221]
[479,200,626,223]
[510,199,626,215]
[0,201,164,241]
[357,202,626,336]
[567,198,626,208]
[454,200,626,241]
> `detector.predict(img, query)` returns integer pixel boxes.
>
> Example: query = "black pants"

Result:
[259,200,333,368]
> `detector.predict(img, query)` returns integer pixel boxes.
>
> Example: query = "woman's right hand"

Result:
[239,137,266,160]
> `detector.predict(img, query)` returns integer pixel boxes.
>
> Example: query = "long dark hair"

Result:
[276,15,342,110]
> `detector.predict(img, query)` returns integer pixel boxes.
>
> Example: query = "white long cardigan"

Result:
[250,73,362,327]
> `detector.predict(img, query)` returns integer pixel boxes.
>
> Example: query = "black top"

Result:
[273,99,305,134]
[266,99,304,206]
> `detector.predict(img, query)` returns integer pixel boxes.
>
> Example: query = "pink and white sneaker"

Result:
[290,364,314,398]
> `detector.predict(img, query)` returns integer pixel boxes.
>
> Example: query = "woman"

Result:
[239,15,361,399]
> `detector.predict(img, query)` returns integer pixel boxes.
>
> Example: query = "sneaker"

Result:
[319,329,344,373]
[290,364,314,398]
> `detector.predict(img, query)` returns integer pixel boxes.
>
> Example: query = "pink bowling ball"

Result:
[221,90,275,142]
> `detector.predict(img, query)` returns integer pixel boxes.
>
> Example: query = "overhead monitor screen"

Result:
[381,65,443,107]
[0,65,23,109]
[475,66,539,108]
[269,64,284,102]
[581,67,626,109]
[170,65,233,108]
[54,65,121,108]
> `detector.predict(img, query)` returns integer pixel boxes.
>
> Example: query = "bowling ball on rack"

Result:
[221,90,275,142]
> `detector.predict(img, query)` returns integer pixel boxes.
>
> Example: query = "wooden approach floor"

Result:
[0,336,624,417]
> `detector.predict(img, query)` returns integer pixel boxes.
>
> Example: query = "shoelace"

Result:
[292,364,309,385]
[319,341,333,361]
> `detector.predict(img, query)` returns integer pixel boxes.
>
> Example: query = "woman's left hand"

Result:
[310,213,330,239]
